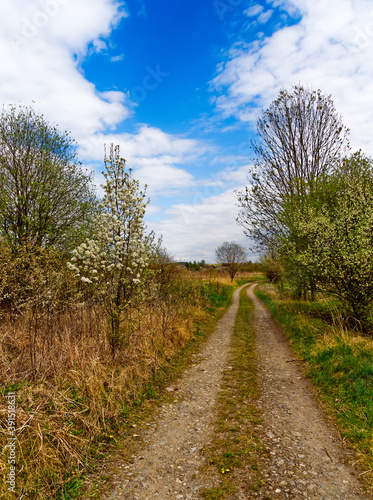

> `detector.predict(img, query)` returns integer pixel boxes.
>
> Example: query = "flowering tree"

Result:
[68,145,155,354]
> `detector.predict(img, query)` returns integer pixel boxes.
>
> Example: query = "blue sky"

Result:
[2,0,373,261]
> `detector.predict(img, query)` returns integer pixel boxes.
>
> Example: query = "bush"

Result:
[262,256,283,284]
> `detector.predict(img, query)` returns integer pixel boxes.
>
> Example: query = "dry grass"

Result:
[0,271,228,499]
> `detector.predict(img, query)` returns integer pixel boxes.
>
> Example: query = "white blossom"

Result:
[68,144,155,315]
[81,277,92,284]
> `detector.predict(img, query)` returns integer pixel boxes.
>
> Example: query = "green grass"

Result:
[256,285,373,492]
[203,282,234,309]
[201,286,266,499]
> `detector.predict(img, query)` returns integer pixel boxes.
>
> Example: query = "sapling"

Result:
[68,145,155,355]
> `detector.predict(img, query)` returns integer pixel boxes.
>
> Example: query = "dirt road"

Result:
[247,284,367,499]
[104,284,246,499]
[104,283,368,499]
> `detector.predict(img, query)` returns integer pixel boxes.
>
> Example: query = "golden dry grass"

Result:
[0,271,231,499]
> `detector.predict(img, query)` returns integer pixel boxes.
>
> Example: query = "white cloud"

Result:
[151,188,254,262]
[245,5,264,17]
[78,125,208,196]
[211,0,373,154]
[111,53,125,62]
[258,10,273,23]
[149,166,254,262]
[0,0,130,139]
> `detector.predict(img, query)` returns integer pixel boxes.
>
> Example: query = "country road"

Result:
[247,284,367,499]
[103,283,368,499]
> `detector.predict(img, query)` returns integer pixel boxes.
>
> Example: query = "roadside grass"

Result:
[200,286,266,499]
[256,284,373,492]
[72,280,236,499]
[0,278,234,500]
[235,273,266,287]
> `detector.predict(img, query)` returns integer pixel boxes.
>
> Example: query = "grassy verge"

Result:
[0,279,235,500]
[235,274,266,287]
[256,284,373,492]
[200,286,266,499]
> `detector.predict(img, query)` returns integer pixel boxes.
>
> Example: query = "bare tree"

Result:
[236,85,350,252]
[215,241,247,282]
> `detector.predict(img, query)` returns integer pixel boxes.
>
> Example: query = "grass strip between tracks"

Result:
[201,285,266,499]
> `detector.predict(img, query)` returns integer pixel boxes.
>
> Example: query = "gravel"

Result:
[103,284,370,499]
[247,284,368,499]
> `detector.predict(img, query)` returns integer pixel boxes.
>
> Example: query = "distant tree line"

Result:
[182,260,206,271]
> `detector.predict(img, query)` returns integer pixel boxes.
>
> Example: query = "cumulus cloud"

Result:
[152,189,251,262]
[148,164,255,262]
[0,0,130,139]
[78,125,208,196]
[211,0,373,154]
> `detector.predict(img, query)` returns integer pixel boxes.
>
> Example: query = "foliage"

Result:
[261,255,283,284]
[236,85,349,252]
[236,84,373,328]
[0,241,74,313]
[68,145,155,355]
[215,241,247,282]
[280,152,373,330]
[185,260,206,271]
[0,104,96,250]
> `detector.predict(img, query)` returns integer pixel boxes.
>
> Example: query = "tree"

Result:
[284,152,373,331]
[68,145,155,355]
[236,85,349,252]
[215,241,247,282]
[261,255,283,284]
[0,104,96,250]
